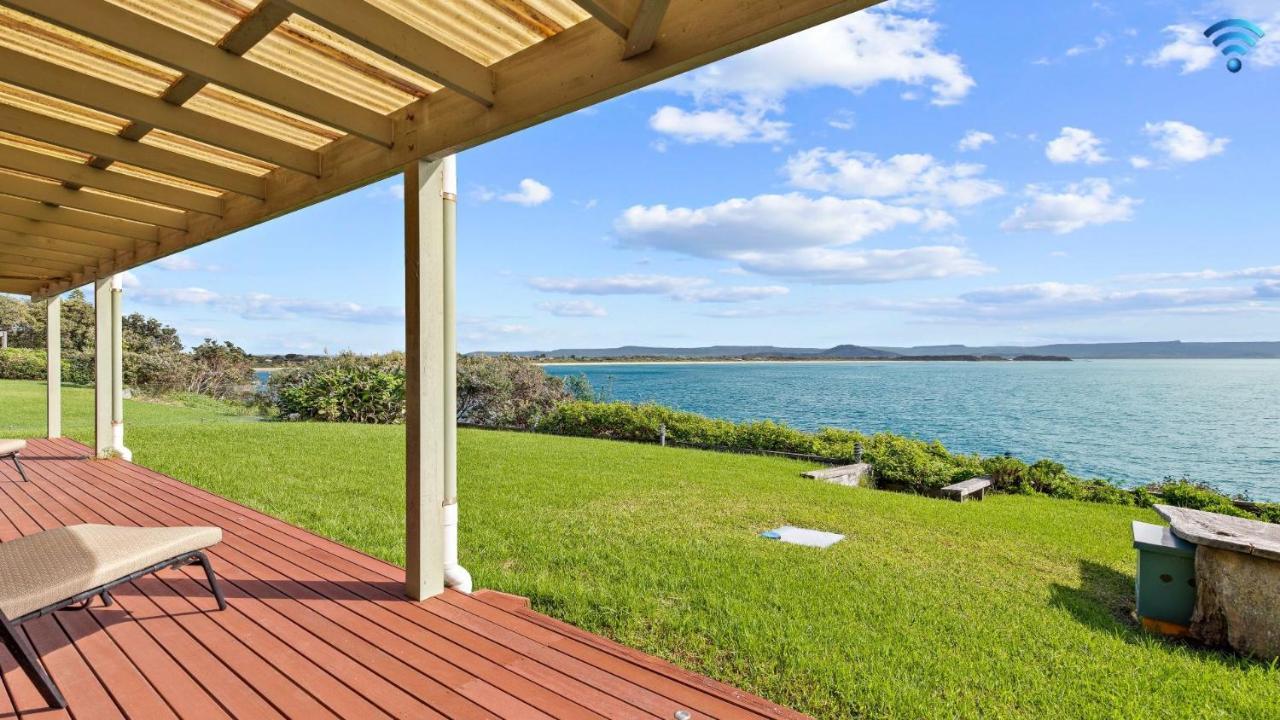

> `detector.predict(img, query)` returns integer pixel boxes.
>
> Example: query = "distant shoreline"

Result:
[541,356,1071,366]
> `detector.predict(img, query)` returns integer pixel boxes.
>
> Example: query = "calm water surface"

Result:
[546,360,1280,500]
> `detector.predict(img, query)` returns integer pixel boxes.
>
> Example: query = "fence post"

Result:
[854,442,863,464]
[659,423,667,447]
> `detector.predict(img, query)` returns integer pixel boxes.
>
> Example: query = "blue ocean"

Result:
[546,360,1280,501]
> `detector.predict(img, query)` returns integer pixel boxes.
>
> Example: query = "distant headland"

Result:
[478,340,1280,362]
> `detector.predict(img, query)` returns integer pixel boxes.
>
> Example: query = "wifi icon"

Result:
[1204,19,1266,73]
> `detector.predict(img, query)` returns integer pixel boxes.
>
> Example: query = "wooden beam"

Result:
[0,144,222,216]
[0,173,186,230]
[623,0,671,58]
[0,237,100,265]
[275,0,495,107]
[0,210,143,253]
[570,0,636,38]
[0,105,265,199]
[0,253,80,273]
[0,48,321,176]
[33,0,878,298]
[0,197,157,243]
[0,0,395,147]
[0,228,115,259]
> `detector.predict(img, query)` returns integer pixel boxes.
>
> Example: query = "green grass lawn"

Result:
[2,379,1276,719]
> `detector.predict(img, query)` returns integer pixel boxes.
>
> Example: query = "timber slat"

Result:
[0,439,810,719]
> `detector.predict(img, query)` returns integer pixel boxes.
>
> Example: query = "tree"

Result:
[187,339,254,398]
[456,354,569,428]
[123,313,183,354]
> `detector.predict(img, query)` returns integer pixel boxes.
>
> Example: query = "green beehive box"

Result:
[1132,521,1196,633]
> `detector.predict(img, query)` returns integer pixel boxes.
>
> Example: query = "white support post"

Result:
[46,295,60,439]
[94,277,112,458]
[110,275,131,461]
[94,274,130,460]
[404,157,447,600]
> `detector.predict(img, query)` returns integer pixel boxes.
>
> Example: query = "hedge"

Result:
[536,401,1280,523]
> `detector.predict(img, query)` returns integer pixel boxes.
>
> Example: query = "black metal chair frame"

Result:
[0,549,226,708]
[2,449,28,482]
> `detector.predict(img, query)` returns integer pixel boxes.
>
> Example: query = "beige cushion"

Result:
[0,524,222,619]
[0,439,25,456]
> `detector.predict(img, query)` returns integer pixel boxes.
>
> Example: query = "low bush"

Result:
[457,355,568,429]
[266,352,405,423]
[0,348,46,380]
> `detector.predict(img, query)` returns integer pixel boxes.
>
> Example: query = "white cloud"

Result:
[131,287,404,323]
[538,300,608,317]
[366,182,405,201]
[956,130,995,152]
[734,245,990,284]
[500,178,553,206]
[119,270,141,288]
[1145,25,1218,74]
[827,109,857,131]
[155,256,221,272]
[614,193,986,284]
[529,274,789,304]
[784,148,1003,207]
[617,193,947,257]
[872,279,1280,321]
[1066,34,1109,57]
[1123,265,1280,282]
[1129,156,1152,169]
[661,7,972,107]
[1045,127,1109,165]
[649,106,789,145]
[1143,121,1228,163]
[649,4,971,145]
[1001,179,1139,235]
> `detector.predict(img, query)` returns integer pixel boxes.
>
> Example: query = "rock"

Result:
[1191,546,1280,659]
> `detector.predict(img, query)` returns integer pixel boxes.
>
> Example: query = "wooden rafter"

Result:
[0,210,143,253]
[0,0,395,147]
[0,173,186,230]
[623,0,671,58]
[0,105,265,198]
[0,236,101,265]
[0,229,115,260]
[274,0,495,107]
[0,144,222,217]
[0,197,157,243]
[571,0,636,39]
[0,48,320,177]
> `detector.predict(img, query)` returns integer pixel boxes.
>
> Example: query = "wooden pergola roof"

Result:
[0,0,871,298]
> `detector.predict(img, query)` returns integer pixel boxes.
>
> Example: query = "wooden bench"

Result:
[802,463,872,487]
[941,477,992,502]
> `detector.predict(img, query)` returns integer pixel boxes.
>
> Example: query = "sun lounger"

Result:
[0,439,28,482]
[0,524,225,708]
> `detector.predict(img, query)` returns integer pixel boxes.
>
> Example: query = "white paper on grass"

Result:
[768,525,844,548]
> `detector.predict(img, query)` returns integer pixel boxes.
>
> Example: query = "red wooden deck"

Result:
[0,438,807,720]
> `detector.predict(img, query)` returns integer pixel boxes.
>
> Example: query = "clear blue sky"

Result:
[115,0,1279,354]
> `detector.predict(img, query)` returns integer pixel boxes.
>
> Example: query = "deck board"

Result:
[0,438,809,720]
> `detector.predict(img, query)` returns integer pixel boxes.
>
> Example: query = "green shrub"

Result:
[267,352,405,424]
[0,348,46,380]
[1149,479,1251,518]
[457,355,569,428]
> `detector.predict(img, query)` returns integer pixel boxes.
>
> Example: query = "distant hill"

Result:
[486,340,1280,360]
[871,341,1280,359]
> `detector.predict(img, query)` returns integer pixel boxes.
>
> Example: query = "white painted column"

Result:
[110,275,130,461]
[404,157,447,600]
[93,275,130,460]
[94,278,112,458]
[46,295,61,439]
[440,155,471,594]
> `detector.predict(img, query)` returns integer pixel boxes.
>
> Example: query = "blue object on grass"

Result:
[760,530,782,540]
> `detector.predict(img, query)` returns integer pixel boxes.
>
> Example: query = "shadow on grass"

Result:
[1050,559,1267,670]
